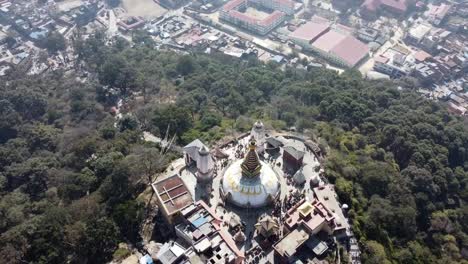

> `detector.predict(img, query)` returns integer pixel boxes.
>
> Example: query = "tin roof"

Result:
[154,175,193,216]
[289,22,330,42]
[312,30,347,52]
[330,35,370,66]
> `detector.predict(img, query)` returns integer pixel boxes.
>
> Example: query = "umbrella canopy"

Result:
[293,166,306,184]
[255,216,279,238]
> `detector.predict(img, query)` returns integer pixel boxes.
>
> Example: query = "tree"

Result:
[80,217,120,263]
[126,146,166,184]
[3,157,56,199]
[99,161,132,206]
[176,55,195,76]
[360,162,394,197]
[106,0,121,8]
[59,168,97,201]
[42,31,66,53]
[0,100,20,143]
[361,240,391,264]
[6,88,47,120]
[91,152,124,181]
[112,200,143,241]
[151,105,193,140]
[118,115,139,132]
[99,54,137,92]
[199,111,222,131]
[74,30,108,66]
[335,178,353,205]
[23,124,60,151]
[132,30,155,47]
[4,36,16,48]
[27,206,69,263]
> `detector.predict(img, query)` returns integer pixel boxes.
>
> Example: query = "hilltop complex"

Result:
[152,121,357,263]
[0,0,467,263]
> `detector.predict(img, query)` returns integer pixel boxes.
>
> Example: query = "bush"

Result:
[112,248,131,261]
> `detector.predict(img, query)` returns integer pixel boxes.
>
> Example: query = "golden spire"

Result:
[241,139,262,178]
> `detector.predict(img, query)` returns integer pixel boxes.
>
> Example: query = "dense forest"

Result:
[0,31,467,263]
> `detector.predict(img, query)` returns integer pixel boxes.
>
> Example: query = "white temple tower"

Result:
[196,146,214,182]
[250,121,266,153]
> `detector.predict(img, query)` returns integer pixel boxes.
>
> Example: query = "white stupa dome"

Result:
[222,140,280,208]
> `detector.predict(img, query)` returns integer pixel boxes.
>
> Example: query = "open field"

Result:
[244,7,271,20]
[122,0,168,19]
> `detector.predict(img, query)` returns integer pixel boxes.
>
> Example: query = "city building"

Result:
[412,62,442,85]
[139,254,153,264]
[455,2,468,17]
[175,201,244,264]
[273,199,337,262]
[152,175,194,224]
[156,241,187,264]
[406,22,432,45]
[283,199,337,235]
[447,102,467,115]
[331,0,352,11]
[220,0,289,35]
[250,0,295,15]
[420,28,451,52]
[374,53,412,78]
[159,0,187,9]
[290,21,369,68]
[313,185,349,237]
[288,21,330,47]
[118,16,145,32]
[357,27,379,43]
[360,0,412,20]
[426,3,451,26]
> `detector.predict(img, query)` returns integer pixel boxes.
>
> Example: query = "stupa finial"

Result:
[241,138,262,178]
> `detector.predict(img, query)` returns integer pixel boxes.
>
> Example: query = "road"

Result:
[107,10,118,37]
